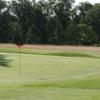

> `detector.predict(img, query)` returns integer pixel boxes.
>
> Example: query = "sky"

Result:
[75,0,100,5]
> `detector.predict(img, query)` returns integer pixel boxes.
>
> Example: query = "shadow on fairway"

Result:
[0,55,12,67]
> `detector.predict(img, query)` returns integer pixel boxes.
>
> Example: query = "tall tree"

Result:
[50,0,75,44]
[72,2,93,24]
[0,0,12,42]
[11,0,35,43]
[86,4,100,41]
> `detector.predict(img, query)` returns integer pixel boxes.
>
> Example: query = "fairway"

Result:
[0,44,100,100]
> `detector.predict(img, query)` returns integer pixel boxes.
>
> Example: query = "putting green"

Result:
[0,47,100,100]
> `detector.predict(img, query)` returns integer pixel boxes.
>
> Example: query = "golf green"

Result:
[0,46,100,100]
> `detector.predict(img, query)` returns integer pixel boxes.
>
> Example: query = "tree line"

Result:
[0,0,100,45]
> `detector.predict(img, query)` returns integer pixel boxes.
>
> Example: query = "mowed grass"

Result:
[0,45,100,100]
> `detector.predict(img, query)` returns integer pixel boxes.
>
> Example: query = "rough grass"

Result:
[0,45,100,100]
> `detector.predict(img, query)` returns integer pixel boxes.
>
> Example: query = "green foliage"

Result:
[0,0,12,42]
[66,22,79,45]
[77,24,97,45]
[86,4,100,40]
[0,0,100,45]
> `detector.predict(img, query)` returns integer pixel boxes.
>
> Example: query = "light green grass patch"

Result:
[0,46,100,100]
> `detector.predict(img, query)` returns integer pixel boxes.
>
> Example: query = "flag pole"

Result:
[18,42,21,75]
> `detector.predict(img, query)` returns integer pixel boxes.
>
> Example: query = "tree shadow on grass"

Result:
[0,54,12,67]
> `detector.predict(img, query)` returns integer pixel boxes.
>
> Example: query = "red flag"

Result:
[16,41,22,48]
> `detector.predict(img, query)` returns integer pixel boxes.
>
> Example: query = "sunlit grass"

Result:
[0,45,100,100]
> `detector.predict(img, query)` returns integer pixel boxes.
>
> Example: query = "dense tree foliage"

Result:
[0,0,12,42]
[86,4,100,41]
[0,0,100,45]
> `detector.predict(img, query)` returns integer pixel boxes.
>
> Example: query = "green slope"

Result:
[0,47,100,100]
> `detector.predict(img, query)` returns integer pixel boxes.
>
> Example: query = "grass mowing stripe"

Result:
[23,79,100,89]
[0,51,98,58]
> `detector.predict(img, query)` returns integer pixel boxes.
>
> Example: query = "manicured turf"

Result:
[0,45,100,100]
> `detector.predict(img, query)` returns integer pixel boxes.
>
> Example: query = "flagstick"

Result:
[18,44,21,75]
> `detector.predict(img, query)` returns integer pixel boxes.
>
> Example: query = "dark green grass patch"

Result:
[0,47,99,58]
[23,79,100,89]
